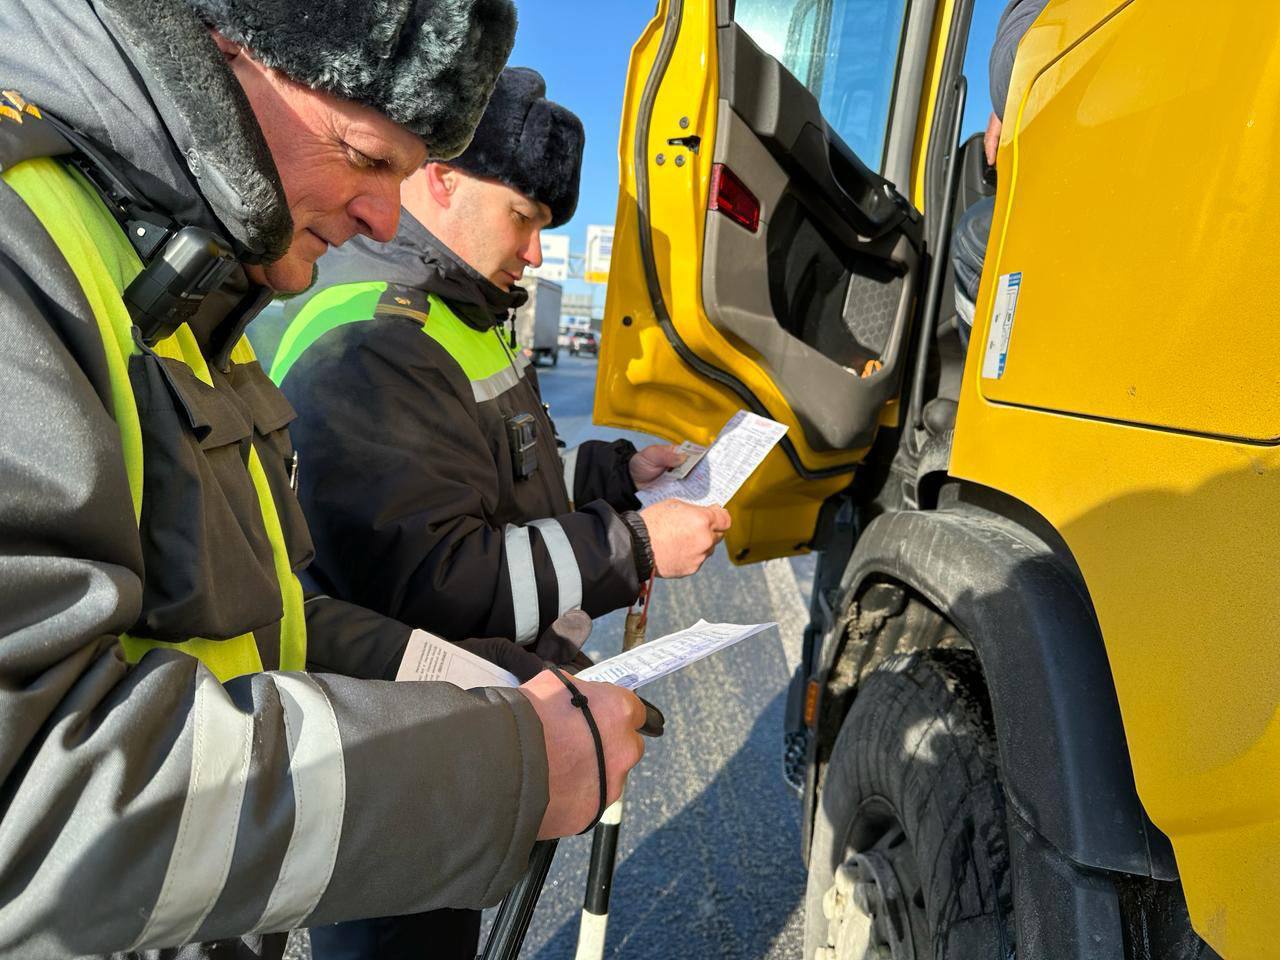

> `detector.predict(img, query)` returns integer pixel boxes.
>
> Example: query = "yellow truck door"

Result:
[596,0,955,563]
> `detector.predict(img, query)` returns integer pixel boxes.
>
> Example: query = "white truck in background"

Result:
[514,277,562,366]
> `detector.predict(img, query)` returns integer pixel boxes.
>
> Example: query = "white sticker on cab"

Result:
[981,271,1022,380]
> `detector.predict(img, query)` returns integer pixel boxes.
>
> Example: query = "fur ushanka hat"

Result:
[184,0,517,158]
[450,67,585,227]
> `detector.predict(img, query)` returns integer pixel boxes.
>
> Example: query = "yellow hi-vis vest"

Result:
[2,156,306,681]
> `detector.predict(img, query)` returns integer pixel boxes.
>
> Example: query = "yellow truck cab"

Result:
[597,0,1278,956]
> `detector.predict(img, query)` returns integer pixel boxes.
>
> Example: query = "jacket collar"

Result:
[396,214,528,331]
[315,210,528,332]
[4,0,292,360]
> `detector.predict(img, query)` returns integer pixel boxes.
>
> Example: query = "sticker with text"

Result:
[981,271,1022,380]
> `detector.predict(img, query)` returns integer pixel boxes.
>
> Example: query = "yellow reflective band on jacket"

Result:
[269,280,387,385]
[271,281,525,402]
[417,294,518,397]
[3,158,146,517]
[3,156,306,681]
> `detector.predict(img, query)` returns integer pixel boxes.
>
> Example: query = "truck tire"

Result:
[804,650,1014,960]
[552,348,559,367]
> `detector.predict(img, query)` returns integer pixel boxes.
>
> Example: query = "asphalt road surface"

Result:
[291,353,814,960]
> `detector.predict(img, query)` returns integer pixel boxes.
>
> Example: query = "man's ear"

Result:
[424,162,459,208]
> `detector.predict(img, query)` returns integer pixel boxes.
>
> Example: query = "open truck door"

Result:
[596,0,955,562]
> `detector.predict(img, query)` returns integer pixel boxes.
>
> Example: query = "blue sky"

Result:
[962,0,1008,132]
[509,0,1007,307]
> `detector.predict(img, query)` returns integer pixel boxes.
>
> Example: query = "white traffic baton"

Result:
[573,792,624,959]
[573,573,654,960]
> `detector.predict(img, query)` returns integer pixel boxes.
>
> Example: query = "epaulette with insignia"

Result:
[0,89,72,173]
[377,283,432,322]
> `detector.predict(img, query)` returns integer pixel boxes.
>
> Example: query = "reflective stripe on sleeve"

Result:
[130,670,254,950]
[505,524,540,645]
[251,673,345,933]
[530,518,583,615]
[560,445,580,509]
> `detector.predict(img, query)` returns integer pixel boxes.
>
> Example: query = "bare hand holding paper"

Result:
[637,411,788,508]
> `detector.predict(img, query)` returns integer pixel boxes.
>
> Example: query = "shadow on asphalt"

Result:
[531,690,805,960]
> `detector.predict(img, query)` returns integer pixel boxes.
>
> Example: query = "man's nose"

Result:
[523,229,543,269]
[348,187,401,244]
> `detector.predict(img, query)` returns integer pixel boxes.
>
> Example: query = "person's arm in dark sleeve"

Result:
[526,367,639,514]
[283,319,643,647]
[303,593,411,679]
[303,591,554,681]
[989,0,1052,117]
[0,241,546,954]
[560,439,641,513]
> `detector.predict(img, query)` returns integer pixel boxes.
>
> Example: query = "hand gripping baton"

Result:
[479,588,662,960]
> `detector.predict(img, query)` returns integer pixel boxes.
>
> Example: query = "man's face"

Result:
[218,37,428,292]
[416,166,554,290]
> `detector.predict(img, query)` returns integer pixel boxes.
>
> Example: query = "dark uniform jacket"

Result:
[0,1,546,956]
[271,214,651,648]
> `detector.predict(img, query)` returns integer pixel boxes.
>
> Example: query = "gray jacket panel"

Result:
[0,2,548,957]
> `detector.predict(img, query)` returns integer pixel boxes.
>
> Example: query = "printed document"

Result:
[576,620,777,690]
[637,411,788,508]
[397,622,776,692]
[396,630,520,688]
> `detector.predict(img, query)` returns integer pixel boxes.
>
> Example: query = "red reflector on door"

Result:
[709,163,760,233]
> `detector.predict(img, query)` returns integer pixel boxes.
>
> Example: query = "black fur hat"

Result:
[450,67,584,227]
[183,0,517,158]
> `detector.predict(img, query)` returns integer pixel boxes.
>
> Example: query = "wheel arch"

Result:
[805,490,1177,882]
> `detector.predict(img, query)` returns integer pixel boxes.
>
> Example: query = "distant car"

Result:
[568,330,598,357]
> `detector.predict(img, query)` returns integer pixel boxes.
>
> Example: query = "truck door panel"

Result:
[702,31,922,453]
[951,1,1280,953]
[597,0,941,562]
[977,0,1280,442]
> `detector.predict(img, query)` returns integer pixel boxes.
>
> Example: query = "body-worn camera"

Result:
[124,226,238,345]
[506,413,539,481]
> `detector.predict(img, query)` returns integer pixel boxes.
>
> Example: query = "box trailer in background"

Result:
[514,277,562,366]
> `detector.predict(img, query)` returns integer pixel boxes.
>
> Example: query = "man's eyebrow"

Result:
[343,125,424,176]
[383,143,425,178]
[513,199,553,227]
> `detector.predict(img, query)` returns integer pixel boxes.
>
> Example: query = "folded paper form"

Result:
[397,620,777,690]
[636,411,787,508]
